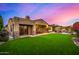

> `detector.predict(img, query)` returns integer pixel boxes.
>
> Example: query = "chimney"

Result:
[25,16,30,20]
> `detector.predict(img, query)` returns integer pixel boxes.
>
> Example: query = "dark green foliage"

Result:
[74,30,79,37]
[0,30,9,42]
[0,16,3,31]
[73,22,79,37]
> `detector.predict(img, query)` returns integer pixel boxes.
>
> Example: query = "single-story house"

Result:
[7,16,49,37]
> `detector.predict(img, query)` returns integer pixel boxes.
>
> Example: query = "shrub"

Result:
[0,30,9,42]
[73,22,79,37]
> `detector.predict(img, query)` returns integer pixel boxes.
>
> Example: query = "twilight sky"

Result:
[0,3,79,26]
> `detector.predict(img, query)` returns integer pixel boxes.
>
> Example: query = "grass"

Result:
[0,33,79,55]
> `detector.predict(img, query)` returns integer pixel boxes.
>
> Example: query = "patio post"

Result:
[33,25,36,35]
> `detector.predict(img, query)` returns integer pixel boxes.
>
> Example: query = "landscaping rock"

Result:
[72,37,79,47]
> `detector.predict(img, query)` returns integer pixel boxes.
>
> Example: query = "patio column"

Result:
[33,25,36,35]
[13,23,19,37]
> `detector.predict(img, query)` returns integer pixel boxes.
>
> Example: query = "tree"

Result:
[73,22,79,37]
[0,15,3,31]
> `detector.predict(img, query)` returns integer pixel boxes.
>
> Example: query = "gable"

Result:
[34,19,48,25]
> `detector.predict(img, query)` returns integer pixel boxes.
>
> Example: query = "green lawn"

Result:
[0,34,79,55]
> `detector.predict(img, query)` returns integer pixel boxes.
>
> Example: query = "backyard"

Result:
[0,33,79,55]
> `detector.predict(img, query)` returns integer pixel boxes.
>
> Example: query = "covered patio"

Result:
[19,24,33,35]
[36,24,48,34]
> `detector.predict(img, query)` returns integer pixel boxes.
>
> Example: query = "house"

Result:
[7,16,49,38]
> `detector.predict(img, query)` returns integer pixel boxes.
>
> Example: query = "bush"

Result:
[74,30,79,37]
[73,22,79,37]
[0,30,9,42]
